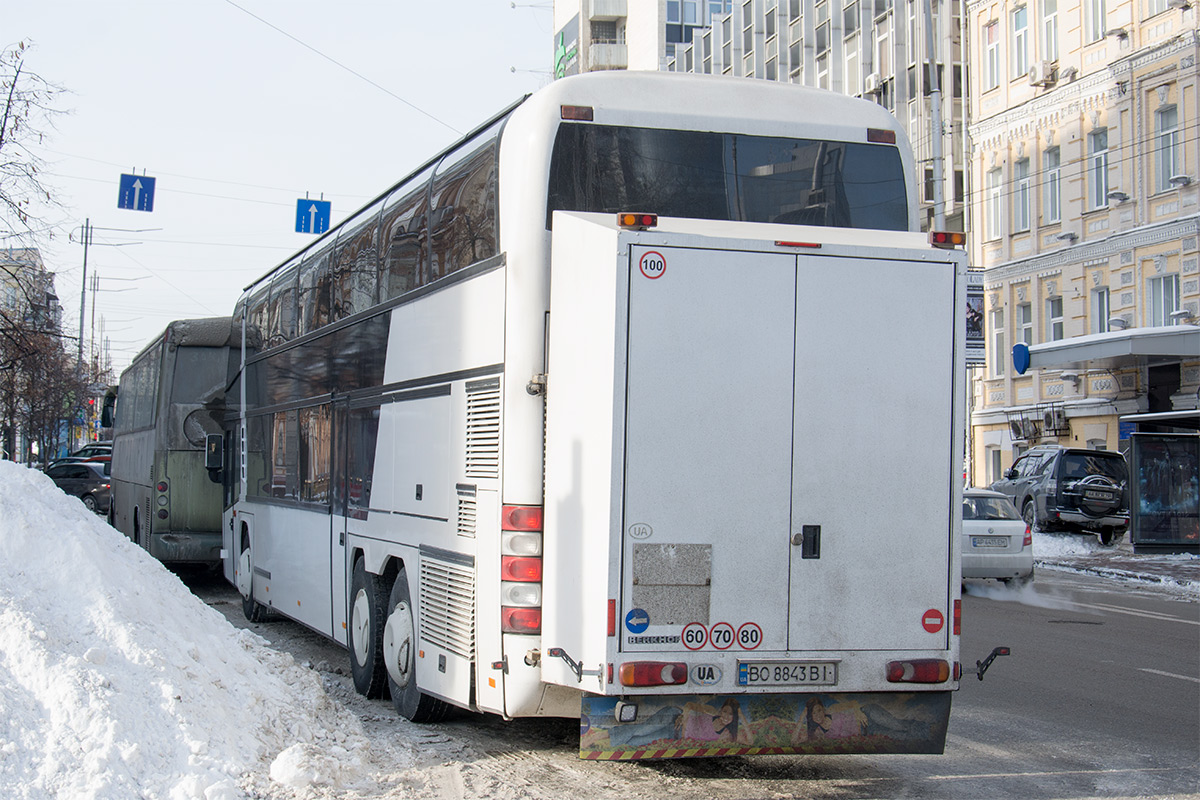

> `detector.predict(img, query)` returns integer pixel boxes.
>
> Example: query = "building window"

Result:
[1086,0,1106,43]
[992,309,1006,377]
[1013,158,1031,232]
[988,447,1003,485]
[1155,105,1179,193]
[1149,273,1180,326]
[1012,7,1029,79]
[1046,296,1064,341]
[986,168,1003,240]
[1092,287,1110,333]
[1145,0,1168,16]
[1042,0,1058,61]
[984,21,1000,89]
[1043,147,1061,223]
[1018,302,1033,344]
[1088,129,1109,210]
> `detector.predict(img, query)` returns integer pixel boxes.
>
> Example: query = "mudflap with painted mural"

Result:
[579,691,952,760]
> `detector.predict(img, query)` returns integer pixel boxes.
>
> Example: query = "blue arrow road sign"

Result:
[295,199,332,234]
[117,174,156,212]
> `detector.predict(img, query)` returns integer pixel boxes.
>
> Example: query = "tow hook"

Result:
[965,646,1011,681]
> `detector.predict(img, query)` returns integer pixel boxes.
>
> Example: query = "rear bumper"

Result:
[1051,509,1128,530]
[962,555,1034,579]
[149,531,222,564]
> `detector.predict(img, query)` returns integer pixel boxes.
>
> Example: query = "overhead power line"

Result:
[219,0,462,136]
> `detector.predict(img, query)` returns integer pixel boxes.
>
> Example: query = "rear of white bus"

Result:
[541,211,966,760]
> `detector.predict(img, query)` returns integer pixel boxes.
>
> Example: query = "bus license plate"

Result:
[971,536,1008,548]
[737,661,838,687]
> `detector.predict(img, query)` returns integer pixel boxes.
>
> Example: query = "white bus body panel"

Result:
[543,212,963,695]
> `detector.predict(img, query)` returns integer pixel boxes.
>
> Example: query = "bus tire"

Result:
[239,536,270,623]
[348,558,389,699]
[384,567,450,723]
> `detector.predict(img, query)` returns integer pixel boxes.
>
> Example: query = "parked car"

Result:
[46,441,113,470]
[961,489,1033,585]
[989,445,1129,546]
[44,460,112,514]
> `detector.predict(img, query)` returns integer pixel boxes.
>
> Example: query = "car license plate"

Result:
[971,536,1008,548]
[737,661,837,686]
[1084,490,1113,500]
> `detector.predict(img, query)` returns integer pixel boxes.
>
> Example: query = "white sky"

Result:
[6,1,554,374]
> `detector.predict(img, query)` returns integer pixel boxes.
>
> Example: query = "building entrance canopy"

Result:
[1026,325,1200,372]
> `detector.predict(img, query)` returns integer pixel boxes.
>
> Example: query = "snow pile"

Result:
[0,462,372,800]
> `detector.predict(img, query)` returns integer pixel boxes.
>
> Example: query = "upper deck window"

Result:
[547,123,909,231]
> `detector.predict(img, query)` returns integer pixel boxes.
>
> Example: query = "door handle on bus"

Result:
[792,525,821,559]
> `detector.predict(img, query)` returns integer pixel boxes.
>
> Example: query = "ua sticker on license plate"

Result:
[971,536,1008,548]
[737,661,838,686]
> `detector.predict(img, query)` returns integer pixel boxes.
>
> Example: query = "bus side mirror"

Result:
[206,433,224,482]
[101,392,116,429]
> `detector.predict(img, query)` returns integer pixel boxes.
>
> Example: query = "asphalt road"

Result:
[189,568,1200,799]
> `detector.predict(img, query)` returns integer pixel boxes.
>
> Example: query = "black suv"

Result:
[990,445,1129,546]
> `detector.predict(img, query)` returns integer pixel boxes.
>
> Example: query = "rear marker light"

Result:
[561,104,594,121]
[608,600,616,637]
[617,212,658,230]
[929,230,967,248]
[776,240,822,249]
[867,127,898,144]
[953,599,961,636]
[618,661,688,687]
[887,659,951,683]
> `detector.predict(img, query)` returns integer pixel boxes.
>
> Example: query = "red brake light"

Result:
[500,556,543,582]
[929,230,967,248]
[501,505,543,531]
[867,127,897,144]
[501,607,542,633]
[887,659,951,683]
[1024,526,1033,547]
[618,661,688,687]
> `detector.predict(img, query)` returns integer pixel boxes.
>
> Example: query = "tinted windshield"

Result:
[548,123,909,231]
[963,495,1021,521]
[1059,453,1127,482]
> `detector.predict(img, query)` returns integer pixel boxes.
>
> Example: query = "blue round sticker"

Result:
[625,608,650,634]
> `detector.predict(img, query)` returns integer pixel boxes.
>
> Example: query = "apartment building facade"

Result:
[967,0,1198,484]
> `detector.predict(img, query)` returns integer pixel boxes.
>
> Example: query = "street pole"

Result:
[77,218,91,371]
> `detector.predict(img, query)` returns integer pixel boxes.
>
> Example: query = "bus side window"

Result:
[297,249,333,337]
[381,165,435,300]
[428,139,498,283]
[331,201,382,321]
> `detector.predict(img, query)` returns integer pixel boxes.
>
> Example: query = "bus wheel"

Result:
[384,567,450,722]
[238,538,270,623]
[348,558,388,698]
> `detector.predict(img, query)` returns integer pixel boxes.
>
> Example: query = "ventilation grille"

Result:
[465,378,500,478]
[457,492,477,539]
[419,557,476,660]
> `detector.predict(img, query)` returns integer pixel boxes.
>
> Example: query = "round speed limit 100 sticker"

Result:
[638,250,666,280]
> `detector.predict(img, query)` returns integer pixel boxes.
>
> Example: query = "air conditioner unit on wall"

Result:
[864,72,883,95]
[1009,419,1026,441]
[1022,419,1041,440]
[1043,407,1068,432]
[1028,61,1056,87]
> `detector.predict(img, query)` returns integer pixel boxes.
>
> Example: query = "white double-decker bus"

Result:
[225,71,968,760]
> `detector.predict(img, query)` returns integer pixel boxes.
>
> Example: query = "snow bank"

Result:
[0,462,371,800]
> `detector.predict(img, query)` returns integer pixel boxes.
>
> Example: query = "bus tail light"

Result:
[929,230,967,249]
[156,481,168,493]
[617,212,657,229]
[501,504,543,634]
[887,659,951,683]
[502,505,543,532]
[501,607,542,633]
[618,661,688,687]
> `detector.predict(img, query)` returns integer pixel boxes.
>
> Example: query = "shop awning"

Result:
[1028,324,1200,371]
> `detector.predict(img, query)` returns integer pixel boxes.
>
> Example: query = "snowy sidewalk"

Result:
[1033,532,1200,594]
